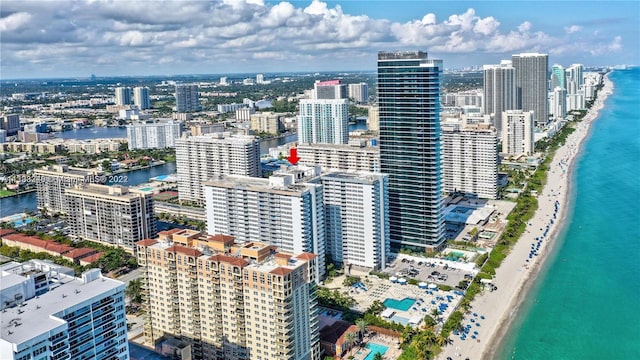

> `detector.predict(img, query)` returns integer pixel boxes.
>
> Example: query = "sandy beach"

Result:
[437,73,614,360]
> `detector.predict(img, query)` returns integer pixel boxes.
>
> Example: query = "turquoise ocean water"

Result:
[496,68,640,359]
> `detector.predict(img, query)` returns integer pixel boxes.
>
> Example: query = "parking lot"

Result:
[384,255,476,289]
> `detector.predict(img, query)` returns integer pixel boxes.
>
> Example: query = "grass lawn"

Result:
[0,189,16,197]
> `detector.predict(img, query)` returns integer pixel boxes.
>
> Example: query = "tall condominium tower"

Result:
[502,110,534,156]
[377,51,444,250]
[175,134,260,204]
[65,184,156,251]
[297,143,380,173]
[175,84,201,112]
[313,80,347,100]
[441,115,498,199]
[115,86,133,105]
[310,172,389,270]
[566,64,584,94]
[550,87,567,119]
[203,170,325,280]
[550,64,566,90]
[34,165,101,214]
[297,99,349,145]
[133,86,151,109]
[483,60,517,133]
[136,231,320,360]
[0,262,128,360]
[512,53,549,125]
[348,82,369,103]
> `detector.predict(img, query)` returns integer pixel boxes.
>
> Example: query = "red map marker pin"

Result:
[287,147,301,165]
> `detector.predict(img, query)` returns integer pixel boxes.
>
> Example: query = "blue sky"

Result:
[1,0,638,78]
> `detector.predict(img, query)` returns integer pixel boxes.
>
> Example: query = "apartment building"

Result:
[441,116,499,199]
[65,184,156,251]
[175,134,260,204]
[310,172,389,270]
[250,112,283,135]
[502,110,535,156]
[136,230,320,360]
[296,143,380,172]
[0,262,128,360]
[203,170,325,280]
[34,165,101,214]
[297,99,349,145]
[127,121,182,149]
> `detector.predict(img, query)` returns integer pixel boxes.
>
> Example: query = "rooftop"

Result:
[0,269,124,345]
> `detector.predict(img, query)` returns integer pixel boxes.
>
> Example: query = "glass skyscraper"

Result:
[377,51,445,250]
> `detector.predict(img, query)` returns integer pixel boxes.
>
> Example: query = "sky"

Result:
[1,0,638,79]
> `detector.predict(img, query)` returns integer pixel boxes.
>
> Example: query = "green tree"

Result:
[344,331,356,356]
[356,318,368,340]
[373,353,383,360]
[126,279,143,303]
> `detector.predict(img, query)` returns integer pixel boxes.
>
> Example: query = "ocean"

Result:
[497,68,640,359]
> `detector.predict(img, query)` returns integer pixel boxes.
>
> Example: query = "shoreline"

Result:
[438,72,614,360]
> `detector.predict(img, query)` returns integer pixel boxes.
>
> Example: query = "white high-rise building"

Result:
[297,99,349,145]
[567,91,586,112]
[310,172,389,270]
[133,86,151,109]
[512,53,549,125]
[0,262,128,360]
[175,84,201,112]
[204,170,326,280]
[115,86,132,105]
[256,73,264,84]
[348,82,369,103]
[127,121,182,149]
[219,76,228,86]
[550,87,567,119]
[441,116,498,199]
[483,60,517,134]
[66,184,156,251]
[176,134,260,204]
[566,64,584,94]
[34,165,101,214]
[297,143,380,172]
[502,110,534,156]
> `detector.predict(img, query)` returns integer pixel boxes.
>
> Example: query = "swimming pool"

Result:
[139,187,154,191]
[364,343,388,360]
[383,297,416,311]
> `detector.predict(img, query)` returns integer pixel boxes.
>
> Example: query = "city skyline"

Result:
[1,0,638,79]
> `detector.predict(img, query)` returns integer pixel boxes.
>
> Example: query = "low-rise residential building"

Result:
[297,143,380,172]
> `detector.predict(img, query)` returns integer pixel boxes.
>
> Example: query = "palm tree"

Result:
[373,353,383,360]
[356,318,368,341]
[343,331,356,356]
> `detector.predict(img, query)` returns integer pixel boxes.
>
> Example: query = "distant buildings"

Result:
[512,53,549,125]
[297,99,349,145]
[34,165,101,214]
[175,134,261,204]
[190,123,225,136]
[250,112,284,135]
[217,103,248,114]
[313,80,347,100]
[136,231,320,360]
[203,170,325,280]
[348,82,369,103]
[0,262,128,360]
[65,184,156,250]
[133,86,151,109]
[311,172,389,270]
[296,143,380,172]
[1,114,20,136]
[175,84,201,112]
[502,110,535,156]
[115,86,133,106]
[378,50,444,250]
[127,121,182,149]
[367,106,379,132]
[441,115,498,199]
[483,60,517,133]
[550,87,567,119]
[235,107,255,121]
[0,129,6,143]
[550,64,566,90]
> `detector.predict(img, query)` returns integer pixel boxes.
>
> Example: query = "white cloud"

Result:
[0,1,632,77]
[518,21,532,32]
[564,25,582,34]
[0,12,32,32]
